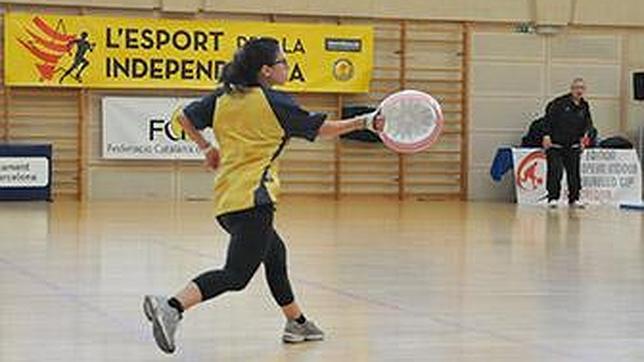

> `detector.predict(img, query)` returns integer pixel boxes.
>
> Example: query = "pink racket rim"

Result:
[378,91,444,154]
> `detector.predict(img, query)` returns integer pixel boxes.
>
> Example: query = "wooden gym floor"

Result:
[0,196,643,361]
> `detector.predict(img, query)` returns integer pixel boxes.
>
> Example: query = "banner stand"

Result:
[512,148,642,206]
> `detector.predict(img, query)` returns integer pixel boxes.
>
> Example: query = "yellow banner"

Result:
[4,13,373,93]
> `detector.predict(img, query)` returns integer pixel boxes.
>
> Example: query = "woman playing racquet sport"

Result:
[143,37,384,354]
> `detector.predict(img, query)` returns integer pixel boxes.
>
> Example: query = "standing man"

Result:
[542,78,593,208]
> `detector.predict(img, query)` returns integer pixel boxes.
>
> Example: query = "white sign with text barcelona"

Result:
[512,148,642,205]
[102,96,216,160]
[0,157,49,187]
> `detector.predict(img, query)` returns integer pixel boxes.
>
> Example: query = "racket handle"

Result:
[362,110,381,132]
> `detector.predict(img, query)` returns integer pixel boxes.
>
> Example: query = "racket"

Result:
[367,90,444,154]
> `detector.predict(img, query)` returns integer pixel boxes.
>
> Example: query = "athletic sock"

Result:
[295,314,306,324]
[167,297,184,315]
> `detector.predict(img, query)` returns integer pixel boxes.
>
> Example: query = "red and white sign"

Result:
[512,148,642,205]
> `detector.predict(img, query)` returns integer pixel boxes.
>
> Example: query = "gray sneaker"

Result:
[143,295,181,354]
[282,319,324,343]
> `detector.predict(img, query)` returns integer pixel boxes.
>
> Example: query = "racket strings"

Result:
[384,99,437,143]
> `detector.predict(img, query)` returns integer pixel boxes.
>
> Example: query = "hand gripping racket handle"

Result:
[362,109,382,133]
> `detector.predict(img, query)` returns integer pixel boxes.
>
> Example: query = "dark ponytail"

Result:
[220,37,280,93]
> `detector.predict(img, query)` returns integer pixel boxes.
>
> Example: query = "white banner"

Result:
[512,148,642,205]
[0,157,49,187]
[102,96,216,160]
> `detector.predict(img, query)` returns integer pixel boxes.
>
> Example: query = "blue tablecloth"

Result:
[490,147,514,182]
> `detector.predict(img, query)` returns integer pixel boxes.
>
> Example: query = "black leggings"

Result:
[192,205,295,307]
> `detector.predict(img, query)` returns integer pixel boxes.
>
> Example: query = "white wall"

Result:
[627,34,644,165]
[468,26,624,200]
[3,0,644,28]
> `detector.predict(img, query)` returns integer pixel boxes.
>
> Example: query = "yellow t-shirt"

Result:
[183,86,326,216]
